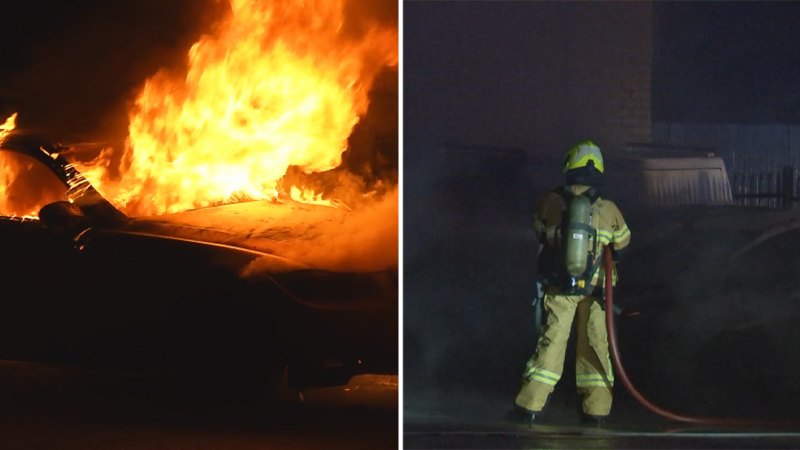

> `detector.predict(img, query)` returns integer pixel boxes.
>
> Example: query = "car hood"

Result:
[121,196,398,274]
[0,131,397,274]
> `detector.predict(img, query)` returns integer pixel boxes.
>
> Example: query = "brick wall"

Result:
[405,2,654,159]
[561,2,653,152]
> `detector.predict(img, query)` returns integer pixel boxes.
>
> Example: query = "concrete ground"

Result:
[0,359,398,450]
[404,386,800,449]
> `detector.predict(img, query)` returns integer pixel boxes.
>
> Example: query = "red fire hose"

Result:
[602,247,795,427]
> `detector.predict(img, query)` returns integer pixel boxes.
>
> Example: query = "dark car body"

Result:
[0,133,397,391]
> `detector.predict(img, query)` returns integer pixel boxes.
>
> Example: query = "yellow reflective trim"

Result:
[613,226,630,241]
[576,374,615,382]
[531,373,559,386]
[524,366,562,386]
[576,380,613,388]
[541,367,561,378]
[576,373,614,387]
[528,367,561,380]
[596,231,612,245]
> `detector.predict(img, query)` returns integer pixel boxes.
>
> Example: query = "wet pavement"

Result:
[403,388,800,449]
[0,360,397,449]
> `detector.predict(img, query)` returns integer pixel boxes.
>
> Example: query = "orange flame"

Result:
[85,0,397,216]
[0,112,16,144]
[0,113,31,217]
[289,185,347,209]
[0,112,67,218]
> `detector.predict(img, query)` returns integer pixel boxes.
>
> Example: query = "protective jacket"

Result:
[533,185,630,294]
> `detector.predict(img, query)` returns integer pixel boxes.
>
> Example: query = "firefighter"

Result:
[514,140,630,425]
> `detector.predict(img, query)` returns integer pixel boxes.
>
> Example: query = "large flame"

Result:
[0,113,33,218]
[85,0,397,216]
[0,112,68,218]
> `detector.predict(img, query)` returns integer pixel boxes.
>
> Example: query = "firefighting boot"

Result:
[576,390,610,427]
[507,405,541,427]
[510,398,551,427]
[577,395,607,428]
[579,412,606,427]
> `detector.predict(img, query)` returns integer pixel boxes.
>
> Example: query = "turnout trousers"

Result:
[514,293,615,416]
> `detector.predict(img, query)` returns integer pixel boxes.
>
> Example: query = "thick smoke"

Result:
[615,209,800,418]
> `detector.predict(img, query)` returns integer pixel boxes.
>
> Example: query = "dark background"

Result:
[654,2,800,124]
[404,0,800,426]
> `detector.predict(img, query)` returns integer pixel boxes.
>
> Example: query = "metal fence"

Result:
[654,123,800,209]
[731,166,798,209]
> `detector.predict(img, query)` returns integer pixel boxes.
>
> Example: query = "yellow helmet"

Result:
[563,140,604,174]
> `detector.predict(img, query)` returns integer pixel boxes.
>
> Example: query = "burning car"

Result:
[0,0,398,399]
[0,130,397,393]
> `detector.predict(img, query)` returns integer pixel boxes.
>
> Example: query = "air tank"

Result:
[565,194,592,277]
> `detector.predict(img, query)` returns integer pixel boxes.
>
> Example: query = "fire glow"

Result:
[0,113,38,218]
[81,0,396,216]
[0,113,16,143]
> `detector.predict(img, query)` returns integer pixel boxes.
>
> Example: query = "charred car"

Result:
[0,132,397,393]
